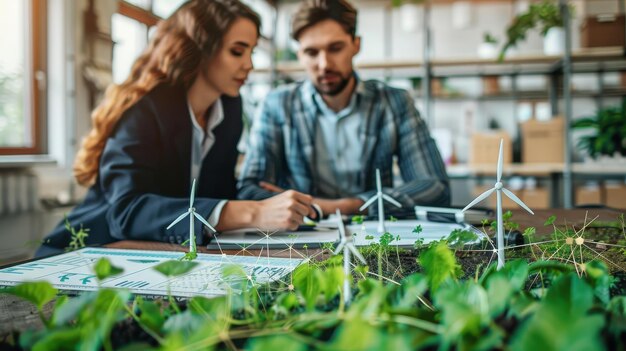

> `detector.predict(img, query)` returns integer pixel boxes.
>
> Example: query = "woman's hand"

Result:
[259,181,364,216]
[216,190,316,232]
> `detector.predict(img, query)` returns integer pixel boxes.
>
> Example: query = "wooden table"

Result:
[1,208,624,336]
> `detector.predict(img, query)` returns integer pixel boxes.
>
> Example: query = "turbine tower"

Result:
[333,209,366,305]
[462,139,534,269]
[359,169,402,233]
[167,179,216,254]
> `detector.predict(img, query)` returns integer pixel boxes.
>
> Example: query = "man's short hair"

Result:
[291,0,357,41]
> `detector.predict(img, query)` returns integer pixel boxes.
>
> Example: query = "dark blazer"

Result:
[37,84,243,256]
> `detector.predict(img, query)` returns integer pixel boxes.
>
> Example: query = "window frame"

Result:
[117,1,161,27]
[0,0,47,155]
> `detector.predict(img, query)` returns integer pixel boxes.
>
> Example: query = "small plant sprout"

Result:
[359,168,402,234]
[332,209,366,306]
[167,179,215,260]
[64,216,90,252]
[462,139,534,270]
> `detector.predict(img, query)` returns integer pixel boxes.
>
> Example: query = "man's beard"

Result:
[314,71,352,96]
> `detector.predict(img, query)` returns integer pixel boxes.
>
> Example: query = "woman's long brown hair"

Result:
[74,0,260,186]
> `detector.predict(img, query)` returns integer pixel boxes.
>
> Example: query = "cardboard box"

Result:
[581,14,625,48]
[604,183,626,209]
[522,188,550,209]
[575,185,603,206]
[470,131,512,165]
[482,76,500,95]
[521,117,564,163]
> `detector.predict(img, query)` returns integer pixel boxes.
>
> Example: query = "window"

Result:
[113,0,186,84]
[0,0,46,154]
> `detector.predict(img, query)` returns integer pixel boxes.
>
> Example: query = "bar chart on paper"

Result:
[0,248,302,298]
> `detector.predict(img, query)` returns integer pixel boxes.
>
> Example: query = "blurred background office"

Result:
[1,0,625,263]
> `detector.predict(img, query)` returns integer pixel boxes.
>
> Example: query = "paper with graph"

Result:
[0,248,302,298]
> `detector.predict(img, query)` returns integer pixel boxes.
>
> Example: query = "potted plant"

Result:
[391,0,425,33]
[478,32,499,59]
[571,100,626,160]
[499,0,572,60]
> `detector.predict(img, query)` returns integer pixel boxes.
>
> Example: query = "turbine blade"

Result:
[190,179,197,207]
[359,195,379,211]
[348,244,366,264]
[167,212,189,230]
[382,194,402,208]
[502,188,534,215]
[376,168,382,193]
[333,242,345,255]
[462,188,495,212]
[194,212,216,231]
[497,139,503,182]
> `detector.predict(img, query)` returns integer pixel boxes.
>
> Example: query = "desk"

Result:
[1,208,624,336]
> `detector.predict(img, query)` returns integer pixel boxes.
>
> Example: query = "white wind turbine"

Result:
[167,179,215,254]
[333,209,366,305]
[462,139,534,270]
[359,168,402,234]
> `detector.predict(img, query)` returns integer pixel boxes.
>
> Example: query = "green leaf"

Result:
[434,281,495,350]
[544,215,556,226]
[162,310,205,336]
[137,298,166,334]
[522,227,536,238]
[330,316,382,351]
[412,225,423,234]
[31,328,82,351]
[116,343,159,351]
[4,281,57,310]
[480,260,529,316]
[606,296,626,337]
[153,260,198,277]
[246,334,307,351]
[388,273,428,308]
[418,241,460,291]
[510,274,605,351]
[188,296,230,321]
[352,215,365,224]
[322,265,344,302]
[446,229,479,249]
[52,291,102,326]
[582,260,610,305]
[93,257,124,281]
[292,263,322,310]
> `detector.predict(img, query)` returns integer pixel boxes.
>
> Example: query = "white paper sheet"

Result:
[0,248,302,298]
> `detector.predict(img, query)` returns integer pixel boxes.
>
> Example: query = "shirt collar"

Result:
[302,73,365,115]
[188,98,224,135]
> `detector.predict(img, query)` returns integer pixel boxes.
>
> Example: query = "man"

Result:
[238,0,449,216]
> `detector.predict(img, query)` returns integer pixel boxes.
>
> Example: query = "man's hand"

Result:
[314,198,365,216]
[259,181,285,193]
[254,190,316,230]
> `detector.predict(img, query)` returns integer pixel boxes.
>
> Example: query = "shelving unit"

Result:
[255,0,626,208]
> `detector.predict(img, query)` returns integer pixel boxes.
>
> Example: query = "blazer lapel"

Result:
[153,85,191,189]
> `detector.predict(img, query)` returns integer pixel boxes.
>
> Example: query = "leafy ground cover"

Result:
[1,213,626,351]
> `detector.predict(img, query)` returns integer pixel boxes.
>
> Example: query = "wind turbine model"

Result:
[359,168,402,234]
[167,179,216,255]
[462,139,534,269]
[333,209,366,305]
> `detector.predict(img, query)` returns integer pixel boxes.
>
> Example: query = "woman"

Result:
[37,0,315,256]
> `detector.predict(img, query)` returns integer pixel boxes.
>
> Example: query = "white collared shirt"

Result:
[188,100,227,231]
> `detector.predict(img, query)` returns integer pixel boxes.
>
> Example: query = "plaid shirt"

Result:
[238,78,450,214]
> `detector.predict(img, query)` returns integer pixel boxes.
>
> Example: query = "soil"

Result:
[3,223,625,350]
